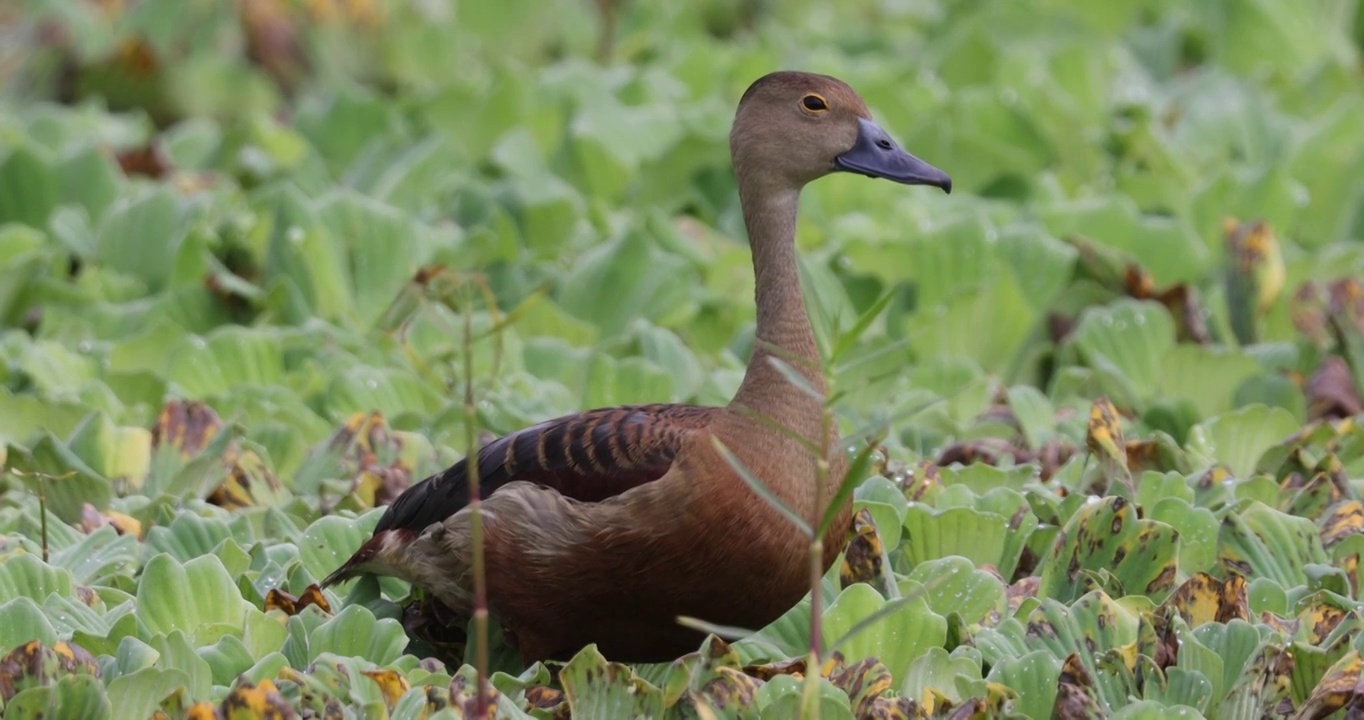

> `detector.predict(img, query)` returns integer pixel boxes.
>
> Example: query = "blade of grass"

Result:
[767,356,825,403]
[838,397,946,448]
[732,405,821,455]
[713,438,813,538]
[816,442,878,537]
[677,616,789,659]
[825,575,946,656]
[674,616,758,640]
[830,290,896,365]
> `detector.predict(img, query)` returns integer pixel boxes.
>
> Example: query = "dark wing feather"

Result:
[373,404,713,536]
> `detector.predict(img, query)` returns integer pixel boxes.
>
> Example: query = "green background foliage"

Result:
[1,0,1364,717]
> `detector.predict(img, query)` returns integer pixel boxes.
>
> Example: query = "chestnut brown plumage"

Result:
[322,70,951,663]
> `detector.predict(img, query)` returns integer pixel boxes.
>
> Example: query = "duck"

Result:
[322,70,951,664]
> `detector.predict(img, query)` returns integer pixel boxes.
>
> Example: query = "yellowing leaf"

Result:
[361,668,409,708]
[1164,572,1249,627]
[1086,395,1126,466]
[1296,649,1363,720]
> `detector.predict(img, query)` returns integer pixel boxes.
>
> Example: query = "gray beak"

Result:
[834,117,952,193]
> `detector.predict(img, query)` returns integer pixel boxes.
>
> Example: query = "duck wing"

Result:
[322,403,715,586]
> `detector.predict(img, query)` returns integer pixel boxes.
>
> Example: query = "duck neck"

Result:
[730,180,825,418]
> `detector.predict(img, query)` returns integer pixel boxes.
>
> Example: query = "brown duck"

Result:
[323,70,951,664]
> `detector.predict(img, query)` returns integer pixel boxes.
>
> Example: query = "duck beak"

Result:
[834,118,952,193]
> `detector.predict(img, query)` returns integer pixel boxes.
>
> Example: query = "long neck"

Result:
[729,179,825,416]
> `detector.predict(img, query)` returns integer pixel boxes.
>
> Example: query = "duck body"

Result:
[323,71,950,664]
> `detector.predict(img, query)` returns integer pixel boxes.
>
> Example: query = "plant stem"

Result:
[38,474,48,563]
[800,403,834,719]
[462,294,491,718]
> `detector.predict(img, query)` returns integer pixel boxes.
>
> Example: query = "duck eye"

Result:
[801,94,828,112]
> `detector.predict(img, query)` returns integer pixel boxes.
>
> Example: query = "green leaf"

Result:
[0,144,59,229]
[165,326,286,398]
[901,646,984,707]
[904,556,1006,625]
[906,263,1036,374]
[105,667,191,720]
[135,553,249,643]
[1068,299,1175,408]
[822,583,946,684]
[986,650,1061,719]
[9,432,114,522]
[298,511,382,588]
[95,187,183,291]
[901,505,1037,581]
[1038,496,1179,604]
[1189,404,1298,479]
[560,645,666,718]
[1219,502,1330,588]
[0,597,60,652]
[305,604,408,666]
[0,552,76,604]
[2,674,112,720]
[756,674,853,720]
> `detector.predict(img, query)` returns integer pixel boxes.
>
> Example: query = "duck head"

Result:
[730,71,951,193]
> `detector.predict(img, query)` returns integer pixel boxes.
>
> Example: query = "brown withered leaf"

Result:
[1294,281,1332,344]
[240,0,309,94]
[113,36,159,77]
[320,411,415,506]
[403,595,468,666]
[1125,264,1211,344]
[1195,464,1233,491]
[1048,312,1078,344]
[840,508,886,590]
[1124,438,1173,475]
[151,400,224,458]
[688,666,761,714]
[449,672,502,719]
[1142,607,1180,670]
[524,685,564,711]
[209,446,286,510]
[1006,576,1040,613]
[354,467,411,509]
[1036,441,1078,482]
[743,655,808,682]
[115,143,170,179]
[1260,611,1299,637]
[1053,652,1105,719]
[937,437,1028,468]
[825,656,895,718]
[1307,356,1363,421]
[861,695,920,718]
[944,697,989,719]
[333,412,408,471]
[934,437,1076,482]
[1297,650,1364,720]
[1328,276,1364,330]
[903,461,942,501]
[264,584,332,616]
[1165,572,1249,627]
